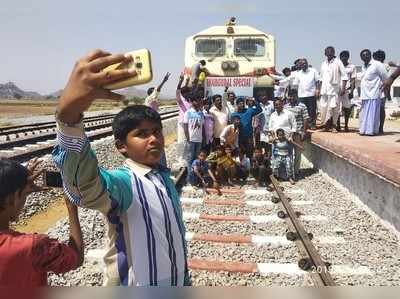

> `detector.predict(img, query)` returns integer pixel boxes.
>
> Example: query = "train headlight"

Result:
[221,61,230,70]
[229,61,238,70]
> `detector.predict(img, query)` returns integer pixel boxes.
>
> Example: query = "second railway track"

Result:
[0,109,179,162]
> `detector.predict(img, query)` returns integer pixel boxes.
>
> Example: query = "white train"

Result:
[184,18,276,99]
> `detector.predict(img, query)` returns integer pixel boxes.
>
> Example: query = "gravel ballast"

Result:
[28,137,400,286]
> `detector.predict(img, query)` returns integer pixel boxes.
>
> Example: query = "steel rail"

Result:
[0,110,178,150]
[4,112,179,163]
[0,113,115,134]
[0,108,178,137]
[270,175,336,286]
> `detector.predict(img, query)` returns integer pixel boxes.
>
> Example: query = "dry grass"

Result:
[0,99,126,119]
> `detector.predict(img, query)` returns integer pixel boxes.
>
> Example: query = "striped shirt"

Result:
[52,121,189,286]
[284,102,309,133]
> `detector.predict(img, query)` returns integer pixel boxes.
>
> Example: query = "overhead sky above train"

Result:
[1,0,399,97]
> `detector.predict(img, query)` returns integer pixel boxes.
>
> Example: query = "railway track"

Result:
[178,174,372,286]
[0,109,178,162]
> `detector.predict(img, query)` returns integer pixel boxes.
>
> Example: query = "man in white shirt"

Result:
[269,99,297,139]
[338,51,357,132]
[209,94,229,147]
[145,72,170,111]
[271,68,296,99]
[359,49,389,136]
[295,58,320,129]
[373,50,390,134]
[319,46,348,133]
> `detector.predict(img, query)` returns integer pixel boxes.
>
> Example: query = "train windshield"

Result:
[195,39,226,57]
[234,38,265,57]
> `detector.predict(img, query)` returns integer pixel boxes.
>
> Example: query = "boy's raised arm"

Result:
[53,49,135,214]
[57,49,135,124]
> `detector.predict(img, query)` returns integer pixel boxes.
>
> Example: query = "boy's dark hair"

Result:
[276,128,285,135]
[199,149,208,156]
[254,146,263,152]
[236,97,245,105]
[199,60,206,66]
[147,87,155,96]
[0,159,29,206]
[282,67,291,74]
[112,105,162,142]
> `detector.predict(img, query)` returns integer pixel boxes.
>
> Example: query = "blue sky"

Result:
[1,0,399,97]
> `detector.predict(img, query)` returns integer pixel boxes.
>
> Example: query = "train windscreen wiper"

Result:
[236,48,252,62]
[207,48,223,62]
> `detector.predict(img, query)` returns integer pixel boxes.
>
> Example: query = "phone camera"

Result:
[135,62,143,69]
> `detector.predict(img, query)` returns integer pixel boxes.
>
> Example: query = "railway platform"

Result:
[304,125,400,231]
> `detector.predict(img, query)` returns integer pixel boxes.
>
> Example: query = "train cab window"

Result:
[234,38,265,57]
[195,39,226,57]
[393,87,400,98]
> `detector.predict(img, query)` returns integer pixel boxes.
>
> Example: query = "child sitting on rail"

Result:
[271,129,303,185]
[250,147,273,190]
[52,49,189,286]
[0,158,83,287]
[189,149,220,192]
[207,145,236,186]
[235,148,251,182]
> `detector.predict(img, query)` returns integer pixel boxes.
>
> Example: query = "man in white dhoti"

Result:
[359,49,389,136]
[319,46,348,133]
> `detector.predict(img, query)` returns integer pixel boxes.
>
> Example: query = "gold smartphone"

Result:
[103,49,153,90]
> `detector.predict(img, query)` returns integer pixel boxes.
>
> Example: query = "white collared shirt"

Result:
[269,110,297,136]
[124,159,186,286]
[320,57,348,96]
[295,67,320,98]
[360,59,389,100]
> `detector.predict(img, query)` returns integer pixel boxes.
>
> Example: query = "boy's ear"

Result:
[115,139,128,156]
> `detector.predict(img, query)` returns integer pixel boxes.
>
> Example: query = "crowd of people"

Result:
[0,45,399,287]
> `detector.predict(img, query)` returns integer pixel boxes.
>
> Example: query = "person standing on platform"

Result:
[373,50,390,134]
[359,49,389,136]
[284,89,309,177]
[145,72,170,111]
[338,51,357,132]
[295,58,320,130]
[209,94,228,148]
[319,46,348,133]
[382,64,400,95]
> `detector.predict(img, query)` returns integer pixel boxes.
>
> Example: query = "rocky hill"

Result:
[0,82,169,100]
[0,82,42,99]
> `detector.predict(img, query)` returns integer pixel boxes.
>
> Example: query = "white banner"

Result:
[205,77,254,97]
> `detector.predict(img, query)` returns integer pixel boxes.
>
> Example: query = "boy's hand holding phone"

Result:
[57,49,137,124]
